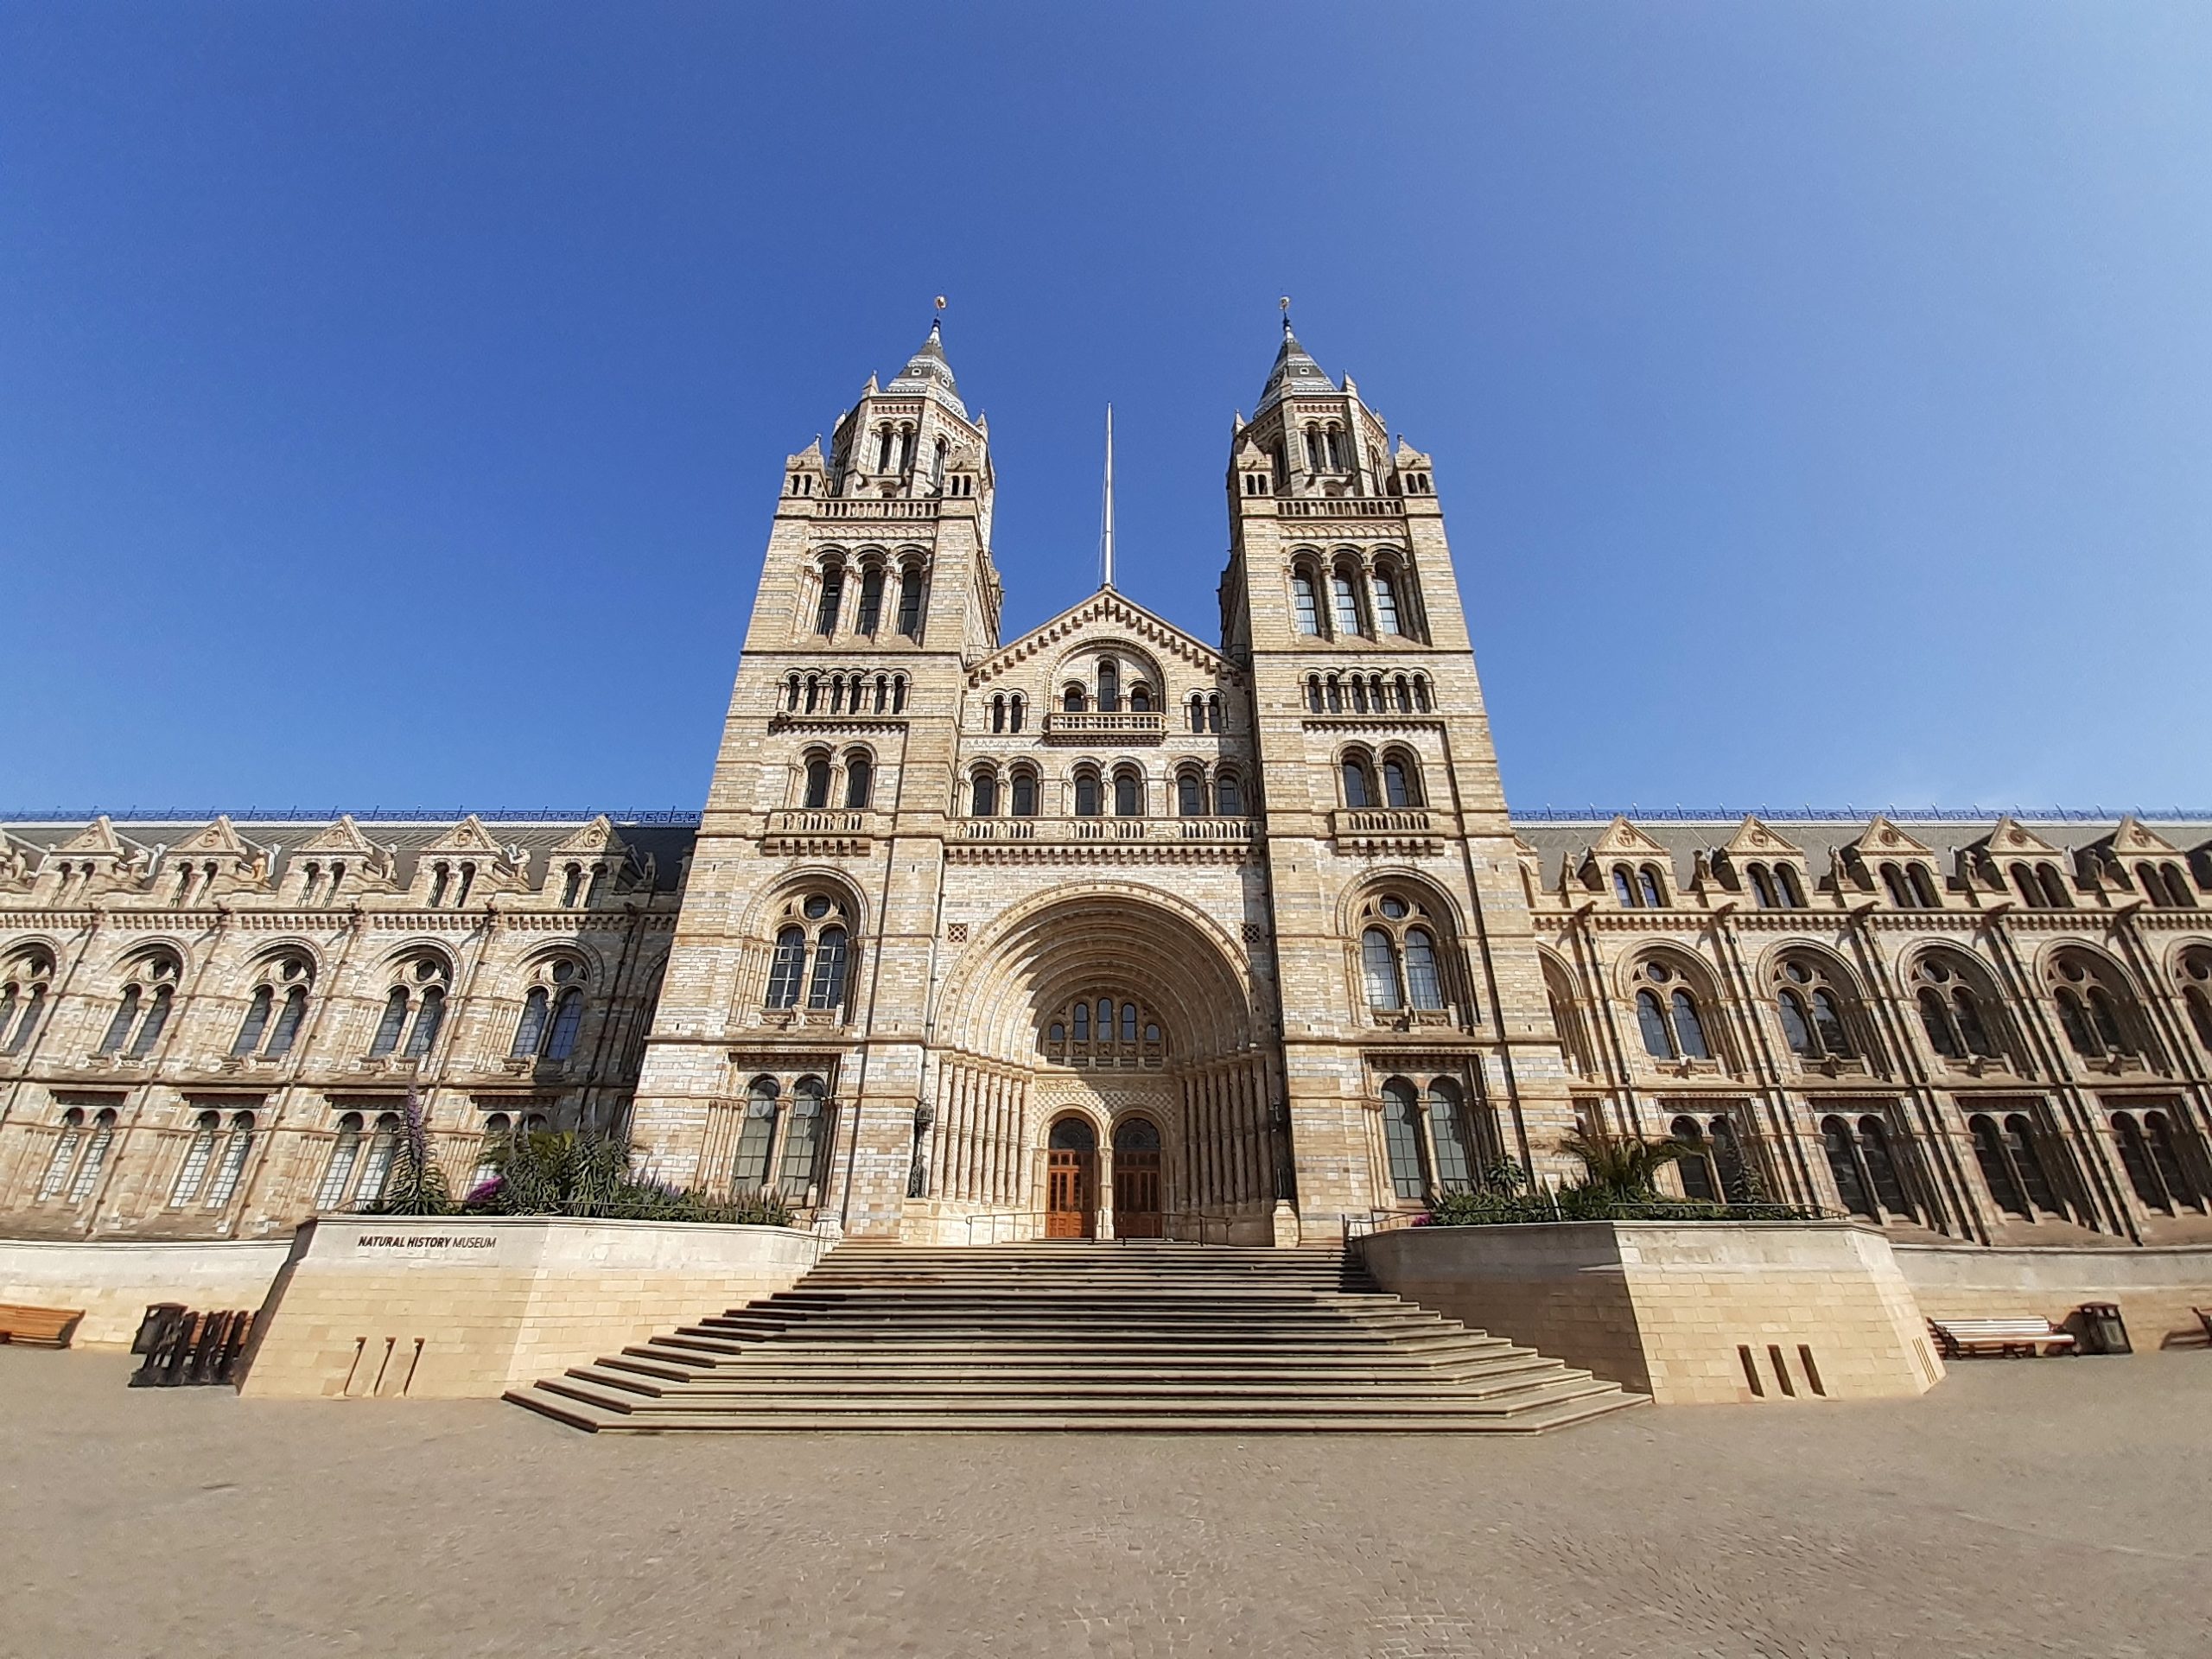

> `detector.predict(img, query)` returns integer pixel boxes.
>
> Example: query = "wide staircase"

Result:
[505,1242,1646,1433]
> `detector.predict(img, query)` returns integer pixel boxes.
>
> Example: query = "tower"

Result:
[626,321,1002,1236]
[1221,320,1579,1218]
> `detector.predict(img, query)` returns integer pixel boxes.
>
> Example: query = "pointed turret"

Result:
[885,318,969,419]
[1256,318,1335,411]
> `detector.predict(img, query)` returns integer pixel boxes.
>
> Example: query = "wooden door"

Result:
[1046,1150,1094,1238]
[1113,1151,1162,1237]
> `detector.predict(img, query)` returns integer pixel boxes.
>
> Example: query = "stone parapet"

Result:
[0,1235,292,1344]
[1895,1241,2212,1351]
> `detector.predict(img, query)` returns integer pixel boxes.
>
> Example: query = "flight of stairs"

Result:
[505,1242,1646,1433]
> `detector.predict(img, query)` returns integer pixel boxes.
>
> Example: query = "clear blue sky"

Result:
[5,3,2209,815]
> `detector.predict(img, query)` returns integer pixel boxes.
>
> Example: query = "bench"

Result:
[2196,1307,2211,1345]
[0,1303,86,1349]
[1928,1316,2075,1358]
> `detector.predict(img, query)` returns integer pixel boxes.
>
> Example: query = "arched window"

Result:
[803,754,832,810]
[806,926,849,1010]
[1908,864,1940,908]
[2145,1110,2203,1211]
[2037,864,2072,909]
[1190,693,1208,733]
[1362,929,1402,1010]
[2003,1114,2062,1215]
[1096,658,1119,712]
[1773,957,1859,1063]
[2179,951,2212,1049]
[1427,1078,1476,1192]
[1381,754,1420,809]
[2050,952,2145,1062]
[1632,960,1713,1063]
[814,566,843,635]
[511,987,550,1058]
[1009,769,1038,817]
[1402,929,1444,1010]
[766,926,807,1008]
[314,1113,365,1211]
[1214,770,1244,816]
[1,951,54,1057]
[545,986,585,1060]
[1821,1116,1877,1219]
[1177,771,1205,817]
[843,753,873,810]
[1063,683,1087,714]
[1008,694,1025,733]
[1912,956,1999,1064]
[369,987,410,1056]
[2112,1112,2167,1211]
[855,566,884,633]
[404,986,445,1057]
[1290,569,1320,633]
[780,1077,829,1191]
[1128,683,1151,713]
[734,1078,779,1189]
[895,563,924,638]
[971,770,999,817]
[1205,693,1223,732]
[1748,865,1777,909]
[232,986,274,1057]
[1638,866,1666,909]
[2012,865,2042,909]
[1340,754,1375,810]
[201,1110,255,1210]
[1379,1078,1427,1199]
[1859,1116,1912,1217]
[1330,570,1363,636]
[1074,771,1102,817]
[1671,1116,1719,1201]
[1613,867,1637,908]
[172,1111,222,1206]
[1112,768,1143,817]
[1669,989,1710,1060]
[559,864,583,907]
[1776,865,1805,907]
[1371,570,1402,635]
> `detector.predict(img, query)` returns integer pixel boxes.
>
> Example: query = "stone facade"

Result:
[3,321,2210,1262]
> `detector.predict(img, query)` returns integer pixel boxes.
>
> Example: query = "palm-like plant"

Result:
[1559,1123,1694,1199]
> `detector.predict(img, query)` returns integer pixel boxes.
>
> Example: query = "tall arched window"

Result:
[1670,1116,1719,1200]
[1633,960,1713,1063]
[1362,929,1402,1011]
[1821,1116,1876,1218]
[232,987,274,1058]
[2178,950,2212,1050]
[1291,570,1320,634]
[369,987,410,1056]
[1096,658,1120,712]
[404,986,445,1058]
[855,566,884,633]
[895,563,924,638]
[843,752,874,810]
[766,926,807,1008]
[1330,571,1363,635]
[1748,865,1777,908]
[1356,892,1460,1020]
[1214,769,1243,816]
[806,926,849,1010]
[1402,930,1444,1010]
[1340,754,1375,810]
[814,566,843,635]
[1638,866,1666,909]
[1009,769,1038,817]
[315,1113,365,1211]
[1073,770,1102,817]
[2050,952,2146,1064]
[1112,769,1142,817]
[1128,683,1151,713]
[1613,868,1637,908]
[511,987,550,1057]
[1379,1078,1427,1200]
[1427,1078,1477,1192]
[1371,570,1402,635]
[1911,955,1999,1065]
[802,754,833,810]
[779,1076,829,1191]
[1176,771,1205,817]
[1773,957,1859,1064]
[171,1111,222,1206]
[734,1078,779,1188]
[1,951,53,1057]
[971,770,999,817]
[1381,753,1421,809]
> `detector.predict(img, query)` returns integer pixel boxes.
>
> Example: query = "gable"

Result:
[1721,816,1803,859]
[293,815,382,855]
[418,814,508,857]
[1590,816,1669,857]
[1980,817,2063,858]
[550,815,632,859]
[1851,817,1936,860]
[54,817,124,856]
[968,590,1229,688]
[2110,817,2182,857]
[172,817,253,858]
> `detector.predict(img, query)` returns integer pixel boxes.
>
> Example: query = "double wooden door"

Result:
[1112,1149,1162,1237]
[1046,1148,1095,1238]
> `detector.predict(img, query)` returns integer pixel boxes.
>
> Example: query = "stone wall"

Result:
[238,1216,831,1399]
[0,1235,292,1344]
[1896,1242,2212,1351]
[1363,1219,1943,1404]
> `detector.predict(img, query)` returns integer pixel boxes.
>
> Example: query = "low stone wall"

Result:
[1363,1220,1943,1405]
[238,1216,833,1399]
[1896,1243,2212,1351]
[0,1236,292,1346]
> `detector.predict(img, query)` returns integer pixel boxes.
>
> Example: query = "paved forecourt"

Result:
[5,1348,2210,1658]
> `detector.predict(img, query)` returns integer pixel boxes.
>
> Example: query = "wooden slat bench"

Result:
[0,1303,86,1349]
[1928,1316,2075,1358]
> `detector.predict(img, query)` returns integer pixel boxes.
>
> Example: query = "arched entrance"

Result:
[1112,1116,1163,1237]
[1046,1115,1097,1239]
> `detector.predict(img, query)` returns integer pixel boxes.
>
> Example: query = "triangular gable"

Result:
[550,815,631,858]
[54,816,124,855]
[418,814,507,857]
[2108,817,2181,857]
[968,589,1229,686]
[1851,816,1936,859]
[1977,817,2063,858]
[292,815,381,855]
[1590,816,1669,857]
[1721,816,1803,858]
[172,817,253,858]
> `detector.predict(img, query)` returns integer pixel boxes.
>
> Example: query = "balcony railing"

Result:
[1276,498,1405,518]
[766,809,878,846]
[812,499,939,519]
[1332,808,1440,842]
[1041,711,1166,743]
[957,817,1259,847]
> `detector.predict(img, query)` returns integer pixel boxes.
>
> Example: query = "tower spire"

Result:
[1101,404,1115,591]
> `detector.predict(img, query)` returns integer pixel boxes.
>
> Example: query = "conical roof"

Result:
[1256,320,1335,410]
[885,319,969,420]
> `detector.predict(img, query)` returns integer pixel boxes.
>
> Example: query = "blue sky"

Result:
[4,3,2209,815]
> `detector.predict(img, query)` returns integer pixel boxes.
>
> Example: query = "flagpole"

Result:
[1102,404,1115,591]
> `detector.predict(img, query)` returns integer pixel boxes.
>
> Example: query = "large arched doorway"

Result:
[1046,1115,1097,1239]
[1112,1116,1163,1237]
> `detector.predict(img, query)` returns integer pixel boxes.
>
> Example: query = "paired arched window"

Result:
[2178,950,2212,1052]
[1357,893,1452,1017]
[2133,861,2197,908]
[732,1074,832,1194]
[296,859,351,906]
[170,1109,257,1211]
[1743,861,1804,909]
[2048,951,2146,1064]
[0,950,54,1057]
[368,957,449,1059]
[1819,1114,1913,1221]
[1612,863,1669,910]
[1967,1111,2065,1220]
[231,956,312,1060]
[510,958,588,1062]
[1773,956,1858,1065]
[38,1105,119,1205]
[1878,861,1942,909]
[1669,1114,1753,1202]
[1632,959,1713,1063]
[98,953,181,1058]
[762,893,854,1015]
[1376,1076,1491,1200]
[2109,1108,2204,1215]
[1911,954,2001,1065]
[987,693,1027,734]
[2008,861,2073,910]
[315,1109,401,1211]
[1379,1078,1427,1199]
[1043,995,1166,1067]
